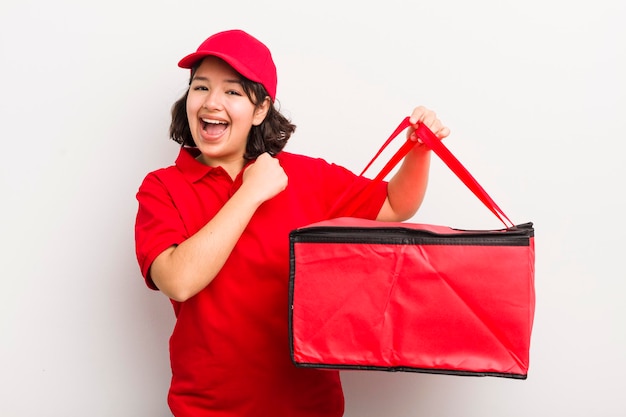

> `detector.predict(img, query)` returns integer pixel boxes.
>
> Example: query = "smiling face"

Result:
[186,56,270,173]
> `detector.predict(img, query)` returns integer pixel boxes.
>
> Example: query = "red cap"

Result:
[178,29,277,101]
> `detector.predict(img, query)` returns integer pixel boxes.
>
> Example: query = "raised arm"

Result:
[376,106,450,222]
[150,153,287,302]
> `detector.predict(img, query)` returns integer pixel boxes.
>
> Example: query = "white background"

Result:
[1,0,624,416]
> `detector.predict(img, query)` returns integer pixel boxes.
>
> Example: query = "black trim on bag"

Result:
[289,222,534,247]
[291,361,528,380]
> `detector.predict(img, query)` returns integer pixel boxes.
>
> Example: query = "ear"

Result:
[252,97,271,126]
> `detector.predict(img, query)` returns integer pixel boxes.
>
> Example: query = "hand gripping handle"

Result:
[329,117,514,229]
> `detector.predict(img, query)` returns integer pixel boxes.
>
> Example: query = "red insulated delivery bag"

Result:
[288,118,535,379]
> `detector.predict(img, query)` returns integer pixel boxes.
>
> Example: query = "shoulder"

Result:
[276,151,361,190]
[276,151,342,173]
[139,165,178,189]
[276,151,323,164]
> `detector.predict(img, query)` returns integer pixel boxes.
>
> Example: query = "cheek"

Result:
[186,97,200,126]
[185,96,196,115]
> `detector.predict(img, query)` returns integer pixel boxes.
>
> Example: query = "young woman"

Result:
[135,29,449,417]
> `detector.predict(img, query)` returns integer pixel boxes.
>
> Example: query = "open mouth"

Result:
[201,118,228,135]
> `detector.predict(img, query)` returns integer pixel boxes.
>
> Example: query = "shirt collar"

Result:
[175,147,224,183]
[175,147,255,185]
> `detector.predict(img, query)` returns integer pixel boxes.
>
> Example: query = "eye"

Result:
[226,89,243,96]
[192,85,208,91]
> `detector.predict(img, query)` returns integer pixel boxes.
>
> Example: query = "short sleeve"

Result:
[134,172,187,290]
[324,162,388,220]
[278,153,388,221]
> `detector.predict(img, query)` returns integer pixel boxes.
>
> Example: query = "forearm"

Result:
[377,145,431,222]
[150,185,263,302]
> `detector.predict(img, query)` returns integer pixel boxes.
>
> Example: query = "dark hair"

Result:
[169,65,296,160]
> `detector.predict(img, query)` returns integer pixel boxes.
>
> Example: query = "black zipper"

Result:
[290,222,533,247]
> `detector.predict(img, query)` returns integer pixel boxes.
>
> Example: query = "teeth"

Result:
[202,118,226,124]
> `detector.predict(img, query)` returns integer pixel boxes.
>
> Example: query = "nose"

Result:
[202,90,223,111]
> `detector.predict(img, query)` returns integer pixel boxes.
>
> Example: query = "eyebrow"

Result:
[191,75,243,85]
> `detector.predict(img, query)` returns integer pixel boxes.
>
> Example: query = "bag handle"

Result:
[329,117,515,229]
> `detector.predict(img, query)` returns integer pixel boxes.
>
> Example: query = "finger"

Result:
[406,125,416,140]
[409,106,427,125]
[408,131,423,143]
[436,126,451,139]
[421,111,437,128]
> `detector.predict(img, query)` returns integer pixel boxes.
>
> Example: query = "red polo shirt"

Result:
[135,147,387,417]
